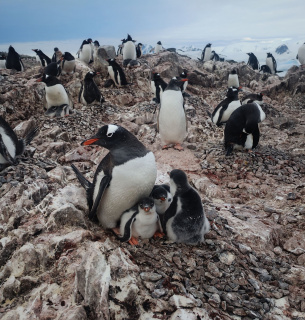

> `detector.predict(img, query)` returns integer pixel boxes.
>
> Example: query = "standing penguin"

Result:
[71,124,157,228]
[32,49,51,67]
[136,43,143,58]
[0,55,6,69]
[79,71,105,106]
[122,34,136,64]
[161,169,210,244]
[0,116,38,170]
[266,52,277,74]
[247,52,259,70]
[60,52,76,75]
[151,184,172,215]
[199,43,212,62]
[211,87,241,126]
[296,42,305,66]
[107,58,128,86]
[224,102,266,156]
[179,69,188,95]
[51,47,62,62]
[211,51,220,61]
[6,46,24,71]
[37,74,73,111]
[93,40,100,62]
[227,69,239,88]
[242,93,264,105]
[158,77,188,150]
[154,41,163,54]
[151,72,167,103]
[78,39,93,64]
[119,197,162,245]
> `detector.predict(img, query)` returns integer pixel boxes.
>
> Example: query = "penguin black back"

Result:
[32,49,51,66]
[107,58,128,86]
[79,71,105,105]
[152,73,167,103]
[44,61,61,77]
[6,46,24,71]
[247,52,259,70]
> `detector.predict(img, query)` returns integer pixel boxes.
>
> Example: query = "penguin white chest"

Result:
[62,60,75,74]
[155,44,162,54]
[222,100,241,122]
[203,48,212,61]
[132,211,159,238]
[0,128,16,163]
[108,66,120,86]
[266,57,275,74]
[123,42,136,60]
[159,91,186,145]
[79,44,92,64]
[45,85,69,107]
[244,134,254,149]
[298,45,305,65]
[0,60,6,69]
[228,74,239,88]
[94,152,157,228]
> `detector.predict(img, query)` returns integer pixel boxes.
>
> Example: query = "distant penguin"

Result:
[122,34,136,64]
[51,47,61,62]
[0,55,6,69]
[6,46,24,71]
[78,39,93,64]
[60,52,76,75]
[136,43,143,58]
[228,69,239,88]
[0,116,38,170]
[199,43,212,62]
[161,169,210,245]
[266,53,277,74]
[151,184,172,215]
[211,50,220,61]
[260,65,272,74]
[44,104,73,118]
[211,87,241,126]
[71,124,157,228]
[296,42,305,66]
[32,49,51,67]
[179,69,188,94]
[151,72,167,103]
[119,197,162,245]
[107,58,128,86]
[224,102,266,156]
[79,71,105,106]
[93,40,100,61]
[117,38,126,56]
[44,61,61,77]
[37,75,73,111]
[158,77,188,150]
[242,93,264,105]
[247,52,259,70]
[154,41,163,54]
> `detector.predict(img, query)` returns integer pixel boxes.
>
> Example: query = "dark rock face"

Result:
[0,52,305,320]
[275,44,289,54]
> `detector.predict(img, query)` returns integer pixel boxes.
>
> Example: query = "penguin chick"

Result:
[71,124,157,228]
[79,71,105,106]
[151,184,172,214]
[158,77,188,150]
[224,102,266,156]
[161,169,210,245]
[44,104,73,118]
[0,116,38,170]
[107,58,128,86]
[211,87,241,126]
[242,93,264,105]
[119,197,162,245]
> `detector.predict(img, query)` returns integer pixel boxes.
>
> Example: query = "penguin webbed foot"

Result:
[173,144,184,151]
[225,145,233,156]
[153,231,165,239]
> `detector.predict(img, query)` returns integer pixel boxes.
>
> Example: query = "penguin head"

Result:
[151,186,168,202]
[167,77,188,91]
[180,69,188,78]
[267,52,273,58]
[157,41,162,45]
[169,169,189,194]
[226,87,240,98]
[107,58,117,66]
[230,69,237,75]
[9,46,16,53]
[87,38,92,43]
[94,40,100,47]
[138,197,155,214]
[32,49,40,54]
[54,47,59,52]
[85,71,99,79]
[205,43,212,48]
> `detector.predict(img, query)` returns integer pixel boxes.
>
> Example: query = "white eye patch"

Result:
[107,124,118,137]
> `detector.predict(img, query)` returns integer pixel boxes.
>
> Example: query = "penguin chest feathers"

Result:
[94,152,157,228]
[45,84,69,107]
[132,211,159,238]
[0,127,16,163]
[123,42,136,60]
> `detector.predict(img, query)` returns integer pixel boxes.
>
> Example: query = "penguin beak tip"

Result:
[81,138,99,146]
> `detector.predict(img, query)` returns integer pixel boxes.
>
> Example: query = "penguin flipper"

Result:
[162,196,178,232]
[0,134,17,165]
[78,82,83,103]
[24,126,39,146]
[252,126,260,149]
[71,164,92,190]
[89,175,112,222]
[118,212,138,242]
[157,214,163,233]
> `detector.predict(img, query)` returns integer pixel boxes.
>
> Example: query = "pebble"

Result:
[140,272,163,282]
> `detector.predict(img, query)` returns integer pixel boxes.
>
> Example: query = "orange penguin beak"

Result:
[82,138,99,146]
[36,78,43,82]
[144,207,151,212]
[160,197,166,201]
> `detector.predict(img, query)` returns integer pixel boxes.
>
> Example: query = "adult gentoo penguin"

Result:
[211,50,220,61]
[161,169,210,244]
[71,124,157,228]
[78,39,93,64]
[37,74,73,111]
[6,46,24,71]
[247,53,259,70]
[136,43,143,58]
[79,71,105,106]
[151,72,167,103]
[122,34,136,63]
[297,42,305,66]
[242,93,264,105]
[224,102,266,156]
[227,69,239,88]
[51,47,62,62]
[32,49,51,67]
[154,41,163,54]
[60,52,76,75]
[179,69,188,94]
[211,87,241,126]
[151,184,172,215]
[107,58,128,86]
[158,77,188,150]
[44,61,61,77]
[119,197,162,245]
[266,52,277,74]
[0,116,38,170]
[199,43,212,62]
[44,104,73,118]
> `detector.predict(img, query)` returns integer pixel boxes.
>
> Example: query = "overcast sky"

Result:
[0,0,304,47]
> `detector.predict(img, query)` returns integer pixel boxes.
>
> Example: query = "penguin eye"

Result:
[107,132,113,138]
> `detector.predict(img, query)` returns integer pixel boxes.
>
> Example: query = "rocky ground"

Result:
[0,52,304,320]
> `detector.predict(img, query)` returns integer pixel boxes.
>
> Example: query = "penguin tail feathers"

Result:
[24,126,39,146]
[71,164,92,191]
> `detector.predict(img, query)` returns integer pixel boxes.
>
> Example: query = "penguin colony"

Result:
[1,38,304,246]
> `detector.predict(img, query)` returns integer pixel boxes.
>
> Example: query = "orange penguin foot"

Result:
[162,145,170,150]
[153,231,165,238]
[112,228,121,236]
[128,236,139,246]
[173,143,184,151]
